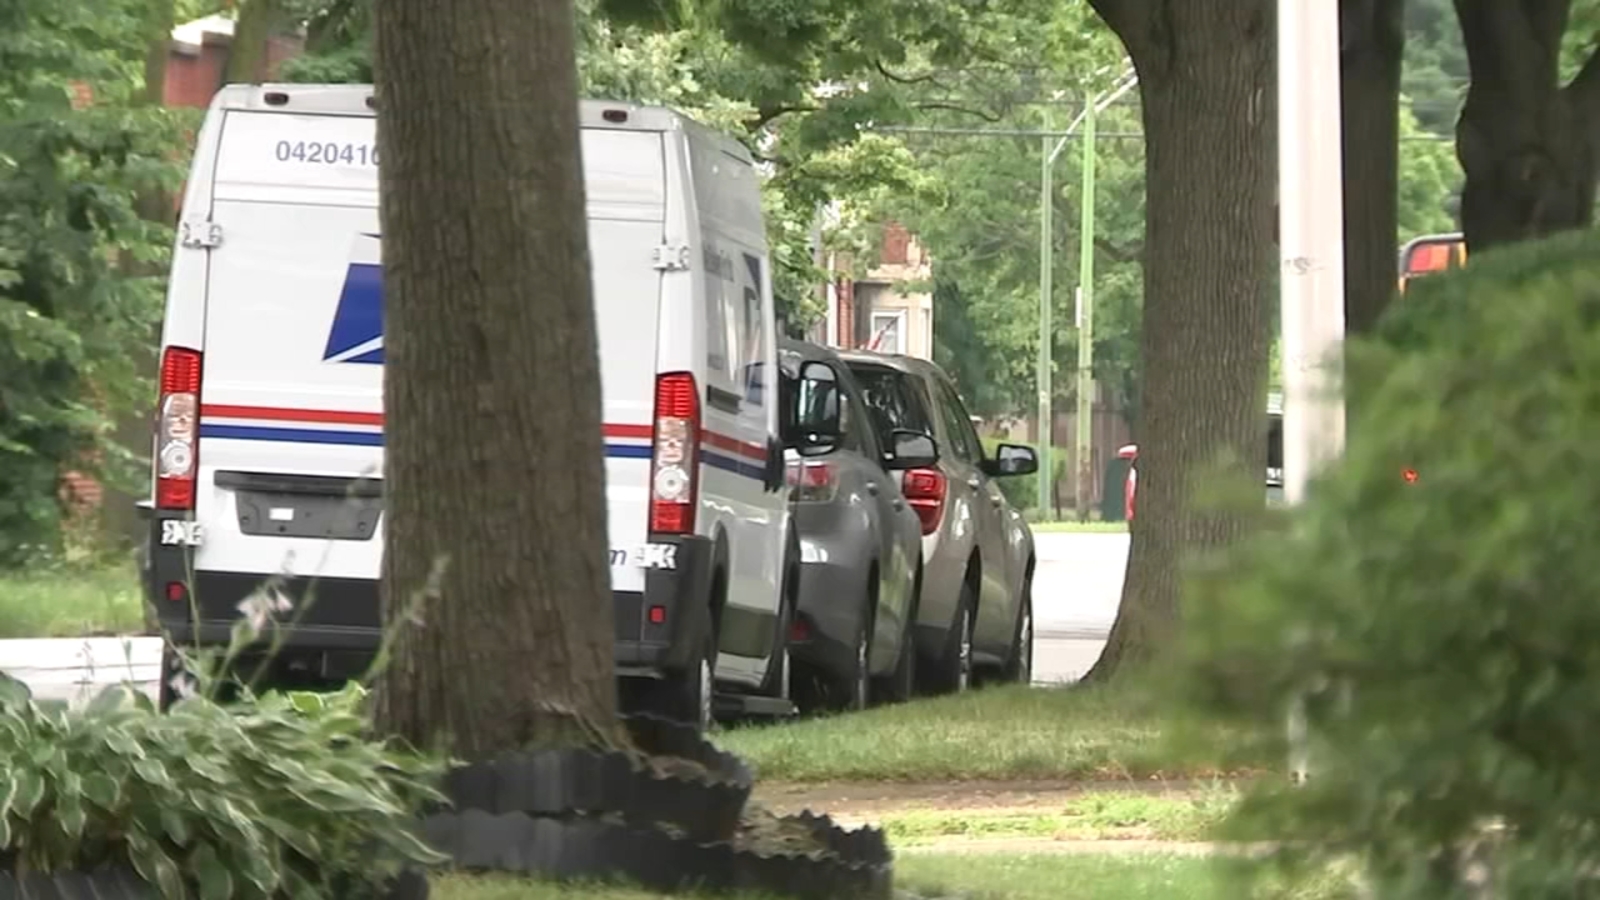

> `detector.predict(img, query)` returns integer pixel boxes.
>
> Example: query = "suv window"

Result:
[933,378,983,462]
[846,363,934,451]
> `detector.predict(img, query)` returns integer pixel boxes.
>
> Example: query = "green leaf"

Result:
[132,756,175,790]
[0,676,31,710]
[84,683,132,716]
[11,767,44,817]
[190,842,234,900]
[159,806,192,846]
[81,771,119,810]
[57,791,85,839]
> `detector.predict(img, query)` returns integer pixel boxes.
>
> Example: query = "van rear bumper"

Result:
[144,515,714,677]
[613,534,714,675]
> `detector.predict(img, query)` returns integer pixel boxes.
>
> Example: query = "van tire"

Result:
[652,624,716,732]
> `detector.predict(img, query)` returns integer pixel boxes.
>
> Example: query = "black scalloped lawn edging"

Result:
[0,865,430,900]
[0,866,157,899]
[422,808,892,900]
[438,712,753,844]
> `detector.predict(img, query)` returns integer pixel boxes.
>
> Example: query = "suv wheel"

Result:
[921,578,975,695]
[1003,588,1034,685]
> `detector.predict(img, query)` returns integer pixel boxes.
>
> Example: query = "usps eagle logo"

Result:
[322,232,384,364]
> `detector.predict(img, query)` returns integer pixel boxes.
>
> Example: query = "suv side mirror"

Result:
[884,430,939,470]
[981,443,1038,477]
[786,360,843,456]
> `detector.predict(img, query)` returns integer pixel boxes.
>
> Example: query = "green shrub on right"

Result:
[1176,229,1600,898]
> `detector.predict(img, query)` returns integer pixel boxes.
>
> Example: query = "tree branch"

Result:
[874,59,939,85]
[913,102,1003,122]
[1094,237,1142,263]
[746,104,818,132]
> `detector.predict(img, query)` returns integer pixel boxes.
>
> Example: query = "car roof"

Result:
[778,337,844,377]
[834,348,934,376]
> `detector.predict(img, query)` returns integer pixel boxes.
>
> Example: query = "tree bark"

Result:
[225,0,280,85]
[1340,0,1406,337]
[1085,0,1276,680]
[1453,0,1600,253]
[370,0,624,760]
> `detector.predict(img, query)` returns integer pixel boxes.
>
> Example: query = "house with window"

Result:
[818,221,935,359]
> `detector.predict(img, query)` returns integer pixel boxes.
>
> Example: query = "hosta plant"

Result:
[0,673,446,899]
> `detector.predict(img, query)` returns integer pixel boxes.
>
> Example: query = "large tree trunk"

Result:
[370,0,624,760]
[1085,0,1277,679]
[225,0,280,84]
[1453,0,1600,253]
[1340,0,1405,337]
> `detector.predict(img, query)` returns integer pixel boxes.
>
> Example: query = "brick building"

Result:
[820,221,936,359]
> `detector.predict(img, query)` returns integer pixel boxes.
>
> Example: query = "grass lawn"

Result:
[433,854,1352,900]
[0,561,145,638]
[1029,520,1128,534]
[876,787,1239,844]
[716,682,1265,782]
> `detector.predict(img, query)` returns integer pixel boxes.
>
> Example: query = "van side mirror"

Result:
[884,430,939,470]
[981,443,1038,477]
[786,360,842,456]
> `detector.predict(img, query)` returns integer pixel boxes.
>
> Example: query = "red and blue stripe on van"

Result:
[196,405,765,477]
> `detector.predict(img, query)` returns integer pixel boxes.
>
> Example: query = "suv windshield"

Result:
[846,363,933,449]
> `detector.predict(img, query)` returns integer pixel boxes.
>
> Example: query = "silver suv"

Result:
[838,350,1039,693]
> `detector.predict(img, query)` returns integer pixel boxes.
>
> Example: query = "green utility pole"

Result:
[1036,130,1054,513]
[1073,100,1098,521]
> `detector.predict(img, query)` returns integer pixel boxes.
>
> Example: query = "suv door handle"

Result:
[966,475,982,491]
[866,481,881,496]
[891,497,906,511]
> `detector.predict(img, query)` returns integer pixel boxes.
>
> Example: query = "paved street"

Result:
[0,532,1126,705]
[1030,531,1128,685]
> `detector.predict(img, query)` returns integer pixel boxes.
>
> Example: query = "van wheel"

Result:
[921,579,975,696]
[157,645,184,712]
[654,627,716,732]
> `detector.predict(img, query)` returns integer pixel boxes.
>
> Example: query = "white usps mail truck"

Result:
[141,84,799,728]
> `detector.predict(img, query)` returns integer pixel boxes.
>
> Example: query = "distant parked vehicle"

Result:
[838,350,1038,693]
[1124,392,1284,522]
[778,339,928,712]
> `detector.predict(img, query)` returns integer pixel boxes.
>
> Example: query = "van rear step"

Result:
[714,692,797,720]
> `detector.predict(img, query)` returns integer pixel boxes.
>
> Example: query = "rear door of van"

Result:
[583,127,668,597]
[192,109,387,629]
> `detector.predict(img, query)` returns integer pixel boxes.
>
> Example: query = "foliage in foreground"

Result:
[0,674,445,899]
[0,0,190,561]
[1176,229,1600,897]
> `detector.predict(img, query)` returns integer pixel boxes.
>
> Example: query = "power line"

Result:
[871,125,1454,142]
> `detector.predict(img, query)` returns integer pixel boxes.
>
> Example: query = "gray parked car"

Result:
[838,350,1038,693]
[779,339,932,711]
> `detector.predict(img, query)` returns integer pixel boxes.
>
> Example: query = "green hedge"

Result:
[1177,229,1600,896]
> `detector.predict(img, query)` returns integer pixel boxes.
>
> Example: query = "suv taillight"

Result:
[902,467,945,535]
[786,459,839,503]
[649,372,700,534]
[155,346,203,510]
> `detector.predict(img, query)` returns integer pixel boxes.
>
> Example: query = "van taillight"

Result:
[902,467,946,535]
[649,372,700,534]
[155,346,202,511]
